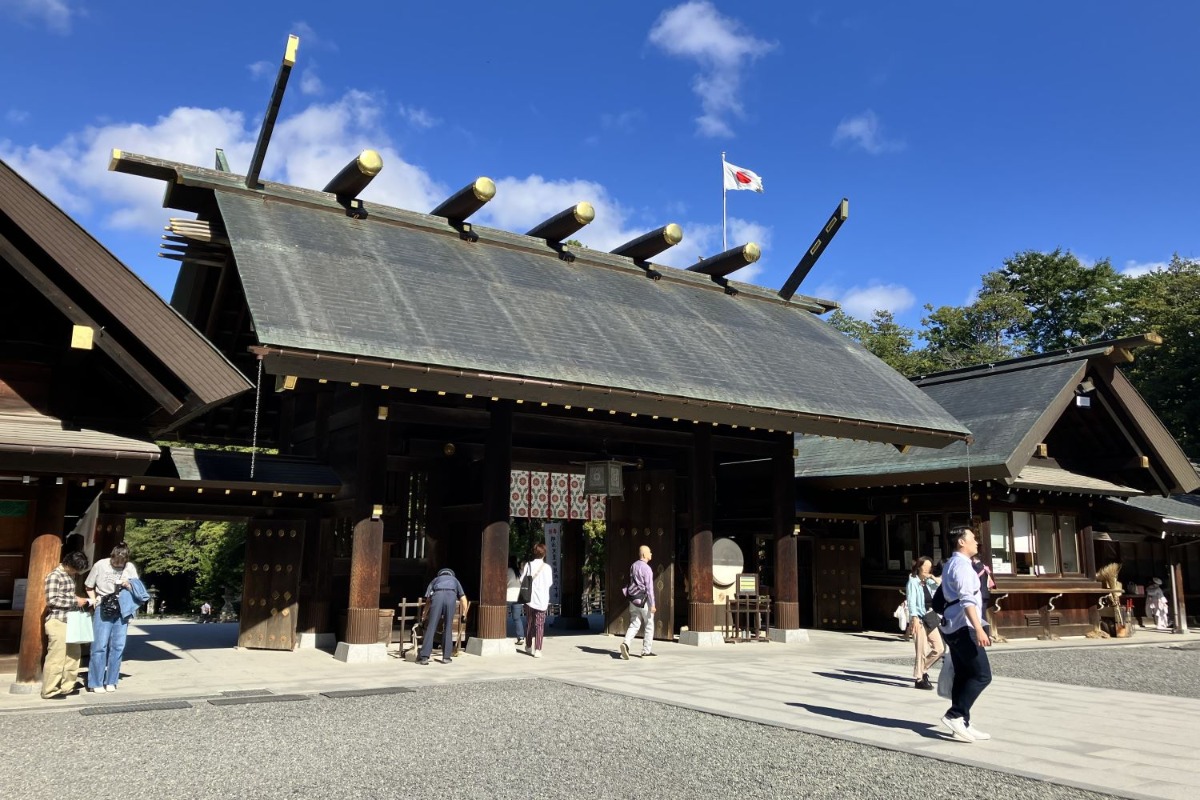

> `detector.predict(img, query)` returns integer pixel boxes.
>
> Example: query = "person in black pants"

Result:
[939,526,993,743]
[417,568,468,665]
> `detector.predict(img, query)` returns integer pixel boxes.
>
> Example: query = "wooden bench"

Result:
[398,597,470,660]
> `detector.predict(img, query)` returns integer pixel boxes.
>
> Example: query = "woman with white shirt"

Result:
[520,542,554,658]
[84,543,139,692]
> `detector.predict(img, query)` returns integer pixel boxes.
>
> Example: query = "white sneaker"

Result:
[104,685,116,693]
[941,715,975,742]
[965,723,990,740]
[524,644,533,656]
[533,650,542,659]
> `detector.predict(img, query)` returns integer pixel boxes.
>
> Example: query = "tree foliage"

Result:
[124,519,245,610]
[1116,255,1200,456]
[824,249,1199,457]
[995,249,1125,349]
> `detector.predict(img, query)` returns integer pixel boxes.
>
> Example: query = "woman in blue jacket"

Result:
[906,556,944,690]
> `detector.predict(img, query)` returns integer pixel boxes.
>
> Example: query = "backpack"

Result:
[931,583,959,615]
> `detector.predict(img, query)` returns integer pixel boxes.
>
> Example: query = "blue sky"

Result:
[3,2,1198,327]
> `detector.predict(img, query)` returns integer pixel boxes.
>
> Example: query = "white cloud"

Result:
[0,0,74,33]
[299,69,324,96]
[816,282,916,318]
[398,105,439,130]
[832,109,904,155]
[290,21,337,52]
[0,91,445,230]
[247,60,273,80]
[481,175,639,251]
[5,109,30,124]
[1122,259,1167,277]
[648,1,774,138]
[600,110,641,134]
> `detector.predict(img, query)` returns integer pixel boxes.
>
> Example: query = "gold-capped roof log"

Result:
[610,223,683,261]
[525,202,595,243]
[323,150,384,199]
[430,177,496,223]
[687,242,761,278]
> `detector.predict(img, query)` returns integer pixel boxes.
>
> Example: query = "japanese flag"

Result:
[723,161,763,192]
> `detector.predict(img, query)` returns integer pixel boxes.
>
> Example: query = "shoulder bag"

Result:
[517,563,543,605]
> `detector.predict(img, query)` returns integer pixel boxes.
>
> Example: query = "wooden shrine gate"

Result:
[239,520,305,650]
[606,470,675,639]
[813,538,861,630]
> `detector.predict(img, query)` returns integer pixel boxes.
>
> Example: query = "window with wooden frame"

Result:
[988,509,1081,576]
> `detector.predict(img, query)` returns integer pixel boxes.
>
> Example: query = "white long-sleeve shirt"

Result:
[519,558,554,611]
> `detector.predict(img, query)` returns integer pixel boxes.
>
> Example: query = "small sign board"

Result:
[12,578,28,611]
[734,572,759,597]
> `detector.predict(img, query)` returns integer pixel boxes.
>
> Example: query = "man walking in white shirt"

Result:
[939,526,993,742]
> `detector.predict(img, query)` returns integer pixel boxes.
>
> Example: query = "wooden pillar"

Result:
[12,534,61,691]
[688,429,715,633]
[344,519,383,644]
[773,435,800,631]
[1174,558,1189,635]
[477,402,512,641]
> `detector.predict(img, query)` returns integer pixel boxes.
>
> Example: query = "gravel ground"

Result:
[1,679,1111,800]
[877,641,1200,698]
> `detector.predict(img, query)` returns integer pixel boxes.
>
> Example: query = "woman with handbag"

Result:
[906,555,944,690]
[84,543,139,692]
[519,542,554,658]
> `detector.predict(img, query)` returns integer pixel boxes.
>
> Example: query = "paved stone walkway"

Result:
[3,620,1196,799]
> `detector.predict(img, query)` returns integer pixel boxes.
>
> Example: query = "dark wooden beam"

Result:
[477,401,513,641]
[246,35,299,189]
[0,232,185,414]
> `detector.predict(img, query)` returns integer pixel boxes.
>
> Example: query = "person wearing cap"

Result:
[417,567,468,664]
[1145,577,1170,631]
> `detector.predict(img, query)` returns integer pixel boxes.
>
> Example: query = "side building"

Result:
[794,337,1199,638]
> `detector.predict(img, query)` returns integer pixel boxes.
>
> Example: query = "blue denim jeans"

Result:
[88,608,129,689]
[509,602,525,640]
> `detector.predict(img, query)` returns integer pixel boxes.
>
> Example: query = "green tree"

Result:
[920,271,1031,370]
[124,518,245,609]
[1116,255,1200,457]
[827,309,932,376]
[995,249,1125,350]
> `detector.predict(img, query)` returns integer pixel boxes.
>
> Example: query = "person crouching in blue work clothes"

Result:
[417,568,468,665]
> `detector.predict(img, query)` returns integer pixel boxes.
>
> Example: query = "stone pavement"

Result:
[3,620,1196,800]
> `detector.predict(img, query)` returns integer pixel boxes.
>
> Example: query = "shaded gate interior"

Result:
[606,470,675,638]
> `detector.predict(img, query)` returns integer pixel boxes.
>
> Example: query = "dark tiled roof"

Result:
[0,410,159,474]
[147,447,341,491]
[1116,493,1200,523]
[794,359,1083,483]
[188,178,970,446]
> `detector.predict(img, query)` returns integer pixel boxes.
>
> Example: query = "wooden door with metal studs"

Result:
[238,521,305,650]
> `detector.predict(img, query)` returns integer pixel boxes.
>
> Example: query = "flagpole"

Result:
[721,151,727,250]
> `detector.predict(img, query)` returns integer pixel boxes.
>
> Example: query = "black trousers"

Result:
[945,626,992,724]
